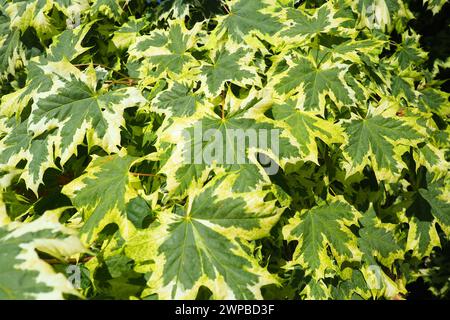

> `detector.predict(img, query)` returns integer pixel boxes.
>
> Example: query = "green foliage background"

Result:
[0,0,449,300]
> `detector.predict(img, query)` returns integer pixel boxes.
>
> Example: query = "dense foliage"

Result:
[0,0,449,300]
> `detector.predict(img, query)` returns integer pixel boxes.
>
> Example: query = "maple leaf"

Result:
[271,54,356,115]
[0,17,24,79]
[155,93,297,197]
[419,176,450,236]
[199,46,260,97]
[341,112,423,181]
[0,68,146,193]
[279,2,347,44]
[271,100,344,164]
[128,20,200,81]
[126,175,284,299]
[152,81,204,118]
[62,152,145,243]
[283,199,361,279]
[0,210,85,299]
[214,0,283,43]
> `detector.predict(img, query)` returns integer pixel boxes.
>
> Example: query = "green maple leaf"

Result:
[156,95,297,197]
[128,20,200,80]
[390,31,427,70]
[301,279,330,300]
[0,70,145,193]
[418,88,450,118]
[91,0,123,20]
[283,199,361,279]
[152,81,204,118]
[62,152,146,243]
[47,21,93,62]
[331,269,372,300]
[279,2,346,44]
[199,46,260,97]
[358,207,403,267]
[391,75,416,102]
[83,230,145,299]
[0,17,24,79]
[215,0,283,43]
[341,113,423,181]
[419,176,450,236]
[0,211,85,299]
[272,54,355,115]
[126,175,283,299]
[271,100,344,164]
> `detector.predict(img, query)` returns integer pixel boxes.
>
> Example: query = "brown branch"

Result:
[129,172,157,177]
[73,63,138,81]
[222,4,230,14]
[104,79,138,86]
[44,256,94,265]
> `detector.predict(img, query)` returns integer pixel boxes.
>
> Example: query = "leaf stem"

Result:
[129,172,157,177]
[43,256,94,265]
[73,63,138,80]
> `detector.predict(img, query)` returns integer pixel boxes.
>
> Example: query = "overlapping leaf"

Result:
[126,175,284,299]
[62,152,145,243]
[155,94,298,197]
[0,211,85,299]
[214,0,283,43]
[341,111,424,181]
[283,199,361,279]
[0,66,146,192]
[128,20,201,81]
[199,45,260,98]
[271,54,356,115]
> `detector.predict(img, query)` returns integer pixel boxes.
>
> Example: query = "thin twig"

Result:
[73,63,137,80]
[222,4,230,14]
[129,172,157,177]
[44,256,94,265]
[104,79,138,85]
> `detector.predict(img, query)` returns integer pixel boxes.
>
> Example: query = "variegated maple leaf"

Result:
[214,0,283,43]
[278,2,347,45]
[0,16,25,79]
[0,210,85,299]
[155,93,298,197]
[128,20,201,81]
[126,175,284,299]
[0,64,146,193]
[271,100,344,164]
[62,152,147,243]
[283,199,361,279]
[199,45,260,98]
[341,111,424,181]
[270,53,356,115]
[358,206,406,298]
[152,81,204,118]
